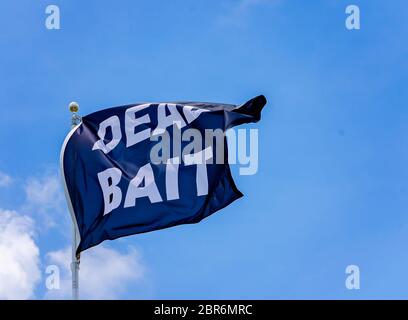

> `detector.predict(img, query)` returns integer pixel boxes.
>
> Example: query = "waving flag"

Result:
[61,95,267,254]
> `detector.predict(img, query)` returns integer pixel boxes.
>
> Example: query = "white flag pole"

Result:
[68,101,81,300]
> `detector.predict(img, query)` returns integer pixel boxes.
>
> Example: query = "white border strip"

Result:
[60,123,82,251]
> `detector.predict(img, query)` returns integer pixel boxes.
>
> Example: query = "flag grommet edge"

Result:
[60,123,82,253]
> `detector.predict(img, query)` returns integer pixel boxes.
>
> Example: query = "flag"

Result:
[61,95,267,254]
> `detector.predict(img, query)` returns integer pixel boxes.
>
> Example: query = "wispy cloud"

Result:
[45,245,146,299]
[0,171,12,187]
[0,209,41,299]
[219,0,282,26]
[23,172,67,229]
[24,173,64,212]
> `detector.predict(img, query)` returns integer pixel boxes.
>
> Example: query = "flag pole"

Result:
[69,101,81,300]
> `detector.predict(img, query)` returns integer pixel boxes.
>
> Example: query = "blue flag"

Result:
[61,95,267,253]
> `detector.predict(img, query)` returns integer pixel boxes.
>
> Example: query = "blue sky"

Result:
[0,0,407,299]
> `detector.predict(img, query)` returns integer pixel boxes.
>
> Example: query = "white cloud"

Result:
[45,245,145,299]
[0,169,149,299]
[0,171,12,187]
[0,209,41,299]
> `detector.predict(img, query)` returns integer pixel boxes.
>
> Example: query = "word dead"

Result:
[92,103,209,154]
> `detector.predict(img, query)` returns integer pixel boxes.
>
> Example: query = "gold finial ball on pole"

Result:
[69,101,79,113]
[69,102,81,127]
